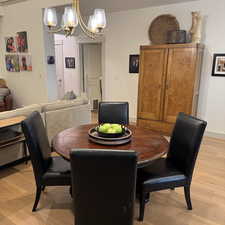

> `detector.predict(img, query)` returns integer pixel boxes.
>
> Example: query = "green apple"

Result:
[98,123,112,133]
[115,126,122,133]
[111,123,119,128]
[107,128,116,133]
[98,125,107,133]
[103,123,111,129]
[110,124,122,133]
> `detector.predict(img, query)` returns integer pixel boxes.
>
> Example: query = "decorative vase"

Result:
[189,11,203,43]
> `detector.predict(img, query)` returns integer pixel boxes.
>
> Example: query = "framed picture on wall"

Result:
[65,57,75,69]
[129,54,139,73]
[212,54,225,77]
[16,31,28,53]
[5,55,20,72]
[47,56,55,65]
[19,55,32,71]
[5,37,17,53]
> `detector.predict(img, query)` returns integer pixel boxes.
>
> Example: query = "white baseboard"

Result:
[130,117,225,141]
[205,131,225,140]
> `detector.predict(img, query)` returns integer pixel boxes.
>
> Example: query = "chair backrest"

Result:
[167,112,207,179]
[22,111,52,186]
[70,149,137,225]
[98,101,129,125]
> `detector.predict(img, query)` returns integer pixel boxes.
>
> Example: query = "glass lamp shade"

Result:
[44,8,58,27]
[61,14,70,31]
[93,9,106,29]
[63,7,78,28]
[88,15,98,33]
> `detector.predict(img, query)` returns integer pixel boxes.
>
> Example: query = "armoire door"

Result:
[138,48,167,121]
[163,47,197,123]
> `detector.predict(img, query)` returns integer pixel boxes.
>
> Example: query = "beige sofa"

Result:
[0,94,91,167]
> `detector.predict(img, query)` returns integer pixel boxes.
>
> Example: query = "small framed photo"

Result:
[65,57,75,69]
[5,37,17,53]
[16,31,28,53]
[129,55,139,74]
[5,55,20,72]
[19,55,32,71]
[212,54,225,77]
[47,56,55,65]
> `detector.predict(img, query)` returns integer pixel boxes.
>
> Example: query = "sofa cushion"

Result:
[0,104,42,120]
[45,104,91,142]
[80,92,89,104]
[62,91,77,100]
[42,99,84,112]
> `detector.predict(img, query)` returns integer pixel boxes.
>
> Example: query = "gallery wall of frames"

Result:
[5,31,32,72]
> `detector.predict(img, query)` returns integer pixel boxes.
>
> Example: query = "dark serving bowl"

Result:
[96,125,126,138]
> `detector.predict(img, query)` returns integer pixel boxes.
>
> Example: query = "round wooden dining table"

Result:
[52,124,169,168]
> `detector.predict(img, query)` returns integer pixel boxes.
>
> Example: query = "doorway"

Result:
[54,34,80,99]
[80,43,103,111]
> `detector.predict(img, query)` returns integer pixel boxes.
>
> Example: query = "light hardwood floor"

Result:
[0,136,224,225]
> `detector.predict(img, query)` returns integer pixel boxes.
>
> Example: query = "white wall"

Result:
[104,0,225,136]
[54,34,81,96]
[0,0,72,106]
[0,6,3,16]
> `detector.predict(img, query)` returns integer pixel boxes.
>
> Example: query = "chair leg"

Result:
[69,186,73,197]
[139,192,149,221]
[184,185,192,210]
[32,187,42,212]
[145,193,150,203]
[42,185,46,191]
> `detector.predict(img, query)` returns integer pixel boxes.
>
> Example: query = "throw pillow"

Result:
[62,92,71,100]
[69,91,77,100]
[62,91,77,100]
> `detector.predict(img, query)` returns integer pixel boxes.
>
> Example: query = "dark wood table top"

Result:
[52,124,169,168]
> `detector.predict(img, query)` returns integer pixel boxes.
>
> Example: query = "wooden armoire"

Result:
[137,43,204,135]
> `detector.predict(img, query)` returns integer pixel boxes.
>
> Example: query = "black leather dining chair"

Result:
[70,149,137,225]
[137,112,207,221]
[22,111,71,212]
[98,101,129,125]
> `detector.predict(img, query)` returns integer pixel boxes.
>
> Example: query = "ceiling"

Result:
[0,0,27,6]
[79,0,198,15]
[0,0,198,11]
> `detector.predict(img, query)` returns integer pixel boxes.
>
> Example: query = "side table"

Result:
[0,116,28,165]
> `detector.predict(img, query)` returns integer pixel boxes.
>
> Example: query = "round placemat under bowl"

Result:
[88,127,132,146]
[149,14,180,45]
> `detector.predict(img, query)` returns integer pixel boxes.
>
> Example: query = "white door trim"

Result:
[55,40,65,99]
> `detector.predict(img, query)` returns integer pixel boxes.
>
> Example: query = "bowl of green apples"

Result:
[96,123,126,138]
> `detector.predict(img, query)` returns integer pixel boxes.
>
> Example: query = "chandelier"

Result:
[43,0,106,39]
